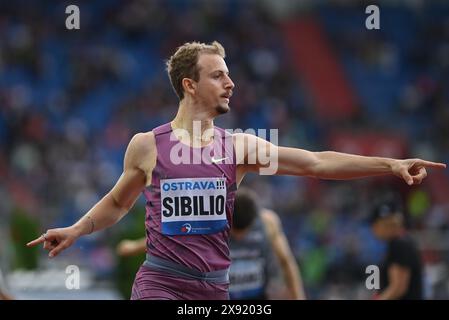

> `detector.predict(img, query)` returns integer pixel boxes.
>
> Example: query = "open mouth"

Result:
[221,92,232,102]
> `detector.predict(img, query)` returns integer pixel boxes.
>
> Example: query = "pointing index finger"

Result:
[419,160,446,169]
[26,236,45,247]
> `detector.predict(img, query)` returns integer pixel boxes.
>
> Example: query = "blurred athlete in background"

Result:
[228,187,305,300]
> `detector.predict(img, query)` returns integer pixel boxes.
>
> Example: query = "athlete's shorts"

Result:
[131,265,230,300]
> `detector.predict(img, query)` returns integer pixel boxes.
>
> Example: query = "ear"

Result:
[182,78,196,96]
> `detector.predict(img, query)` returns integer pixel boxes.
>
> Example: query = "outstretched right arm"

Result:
[27,132,156,258]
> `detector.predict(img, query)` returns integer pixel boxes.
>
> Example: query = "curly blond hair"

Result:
[166,41,226,100]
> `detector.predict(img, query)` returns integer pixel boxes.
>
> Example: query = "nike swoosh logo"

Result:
[211,157,228,163]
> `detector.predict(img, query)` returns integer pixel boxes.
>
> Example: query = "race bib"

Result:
[160,177,227,235]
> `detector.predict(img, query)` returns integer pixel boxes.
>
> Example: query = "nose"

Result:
[224,74,235,90]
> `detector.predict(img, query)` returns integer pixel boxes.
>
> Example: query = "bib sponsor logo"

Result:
[160,177,227,235]
[181,223,192,233]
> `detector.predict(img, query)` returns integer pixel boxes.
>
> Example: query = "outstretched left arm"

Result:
[234,133,446,185]
[278,148,446,185]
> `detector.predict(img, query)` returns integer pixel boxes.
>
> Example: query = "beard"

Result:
[215,103,230,115]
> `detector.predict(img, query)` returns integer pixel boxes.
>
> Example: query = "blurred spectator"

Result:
[370,195,423,300]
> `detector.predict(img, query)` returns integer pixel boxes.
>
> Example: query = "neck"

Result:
[171,99,215,145]
[172,99,216,134]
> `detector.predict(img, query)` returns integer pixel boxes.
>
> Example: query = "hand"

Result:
[26,227,80,258]
[116,240,140,257]
[392,159,446,185]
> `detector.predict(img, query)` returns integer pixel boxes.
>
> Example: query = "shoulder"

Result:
[260,209,281,236]
[130,131,155,147]
[128,132,155,155]
[391,234,413,246]
[232,132,267,157]
[261,209,280,224]
[233,132,272,151]
[125,131,156,168]
[390,235,418,254]
[232,132,262,144]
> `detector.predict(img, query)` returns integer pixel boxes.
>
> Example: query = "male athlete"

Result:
[27,41,446,300]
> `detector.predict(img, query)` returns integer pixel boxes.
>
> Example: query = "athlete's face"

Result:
[194,53,234,114]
